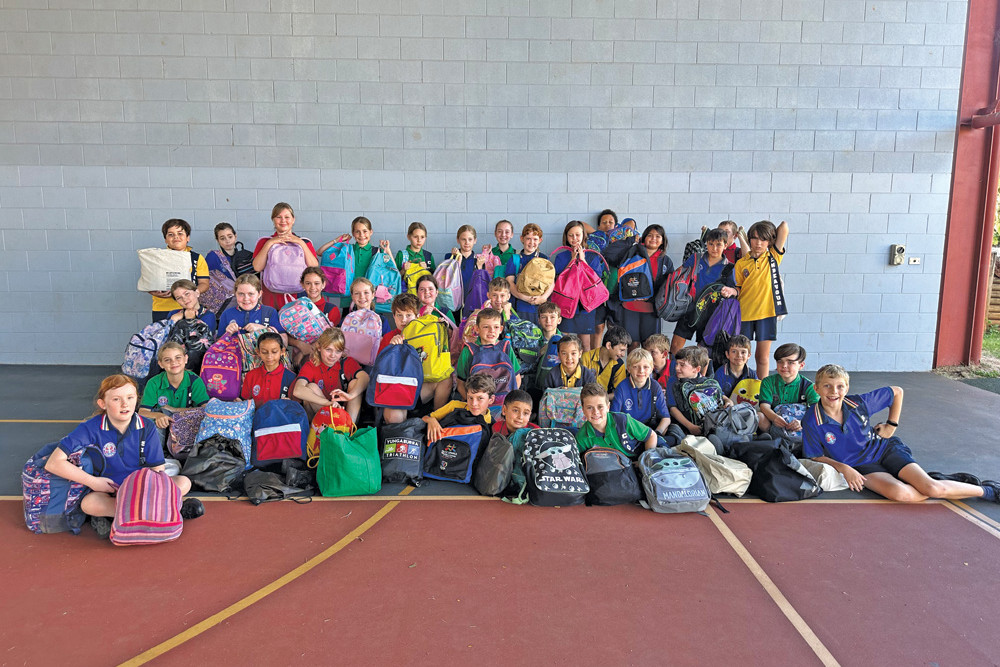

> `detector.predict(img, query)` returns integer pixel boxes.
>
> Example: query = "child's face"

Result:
[502,400,532,430]
[598,214,616,232]
[408,227,426,250]
[301,273,326,301]
[393,308,417,331]
[164,225,189,251]
[353,223,372,246]
[352,284,374,310]
[628,360,653,386]
[705,238,726,261]
[646,346,668,370]
[748,234,769,257]
[466,390,493,417]
[478,317,503,345]
[318,343,343,368]
[457,230,476,253]
[216,227,237,253]
[674,359,700,379]
[817,376,849,410]
[272,208,294,235]
[235,283,261,310]
[416,281,437,308]
[775,355,805,382]
[718,224,735,245]
[159,347,188,376]
[566,225,585,249]
[258,339,283,371]
[98,384,138,425]
[726,345,751,370]
[538,310,561,336]
[494,222,513,247]
[487,287,510,308]
[582,395,609,426]
[521,232,541,254]
[607,342,629,361]
[643,230,663,253]
[172,287,199,310]
[559,343,581,372]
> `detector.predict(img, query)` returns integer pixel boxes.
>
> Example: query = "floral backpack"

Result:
[341,308,384,366]
[279,297,333,344]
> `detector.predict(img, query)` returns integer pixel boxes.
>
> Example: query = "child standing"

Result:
[491,219,516,275]
[669,228,738,354]
[504,223,552,325]
[396,221,437,283]
[576,383,657,456]
[346,276,392,335]
[252,203,319,310]
[611,348,681,446]
[292,327,370,423]
[414,274,457,324]
[218,274,287,342]
[581,324,631,393]
[241,332,297,408]
[733,219,789,378]
[552,220,607,352]
[757,343,819,433]
[378,293,420,354]
[540,335,597,390]
[617,224,674,346]
[714,334,757,397]
[209,222,256,277]
[717,220,745,264]
[148,218,210,322]
[451,225,481,320]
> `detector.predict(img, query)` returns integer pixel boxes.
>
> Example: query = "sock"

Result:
[981,485,996,502]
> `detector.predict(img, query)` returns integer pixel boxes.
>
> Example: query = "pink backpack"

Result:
[550,248,610,318]
[433,254,464,312]
[110,468,184,546]
[200,334,242,400]
[319,234,354,298]
[261,241,307,294]
[279,297,333,344]
[341,308,383,366]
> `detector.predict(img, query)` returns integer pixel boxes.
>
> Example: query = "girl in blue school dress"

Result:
[550,220,609,353]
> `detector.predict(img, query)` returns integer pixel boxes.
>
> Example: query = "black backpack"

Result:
[522,428,589,507]
[231,242,256,276]
[729,440,822,502]
[378,418,425,486]
[474,432,515,497]
[168,317,216,370]
[583,447,642,506]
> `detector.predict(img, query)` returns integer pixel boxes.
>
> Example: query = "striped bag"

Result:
[110,468,183,546]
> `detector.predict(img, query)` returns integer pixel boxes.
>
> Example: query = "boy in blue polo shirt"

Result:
[714,334,757,396]
[611,348,682,446]
[803,364,999,503]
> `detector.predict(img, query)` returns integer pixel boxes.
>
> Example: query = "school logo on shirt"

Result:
[825,432,836,445]
[623,398,634,411]
[102,442,117,457]
[253,384,261,396]
[742,268,750,279]
[317,380,324,390]
[157,396,168,407]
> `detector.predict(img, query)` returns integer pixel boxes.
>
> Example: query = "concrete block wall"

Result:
[0,0,967,369]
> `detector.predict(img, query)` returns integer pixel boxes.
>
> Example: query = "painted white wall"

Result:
[0,0,966,369]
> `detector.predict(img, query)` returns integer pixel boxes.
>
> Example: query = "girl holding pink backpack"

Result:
[252,202,319,310]
[550,220,610,353]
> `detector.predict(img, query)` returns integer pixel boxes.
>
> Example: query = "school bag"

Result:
[702,402,758,452]
[251,399,309,468]
[403,261,432,294]
[682,235,707,264]
[674,376,726,426]
[771,401,809,453]
[317,425,382,496]
[366,248,402,313]
[515,257,556,297]
[341,308,384,367]
[474,432,515,497]
[200,334,243,400]
[378,418,425,486]
[22,442,104,535]
[279,297,333,344]
[637,448,711,514]
[672,436,752,497]
[609,219,638,242]
[181,434,246,493]
[166,405,206,460]
[506,317,545,376]
[168,317,216,370]
[586,230,609,253]
[703,296,741,347]
[466,267,491,314]
[136,248,193,292]
[465,339,515,406]
[655,260,697,321]
[583,447,642,506]
[306,406,354,468]
[687,283,726,331]
[366,343,424,411]
[616,246,655,302]
[110,468,184,546]
[319,235,355,298]
[730,378,761,407]
[244,469,313,505]
[121,320,172,380]
[195,398,255,469]
[539,387,585,430]
[434,253,465,312]
[729,440,822,502]
[403,313,455,383]
[551,258,593,319]
[423,420,487,484]
[229,242,256,276]
[237,328,292,376]
[261,241,308,294]
[200,250,238,315]
[521,428,589,507]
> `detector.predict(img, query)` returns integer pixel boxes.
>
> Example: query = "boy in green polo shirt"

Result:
[757,343,820,433]
[138,342,210,433]
[575,382,657,457]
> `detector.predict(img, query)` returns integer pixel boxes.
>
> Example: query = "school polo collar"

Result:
[811,397,861,431]
[100,413,145,433]
[561,365,582,387]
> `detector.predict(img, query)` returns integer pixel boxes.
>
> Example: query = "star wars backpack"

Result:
[521,428,589,507]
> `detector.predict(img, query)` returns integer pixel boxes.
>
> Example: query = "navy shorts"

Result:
[854,440,917,478]
[740,316,777,341]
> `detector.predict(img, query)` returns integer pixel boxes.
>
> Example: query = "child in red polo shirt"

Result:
[241,332,296,408]
[292,327,369,422]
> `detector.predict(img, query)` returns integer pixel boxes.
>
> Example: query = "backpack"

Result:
[703,297,741,346]
[434,254,465,312]
[366,248,402,314]
[683,236,707,263]
[168,317,216,370]
[655,260,697,321]
[522,428,589,507]
[306,406,354,467]
[319,235,355,298]
[121,320,172,380]
[465,339,515,405]
[200,250,237,314]
[251,399,309,468]
[403,314,455,383]
[261,241,308,294]
[378,418,425,486]
[181,434,246,493]
[110,468,184,546]
[166,405,206,460]
[195,398,255,469]
[279,297,333,344]
[616,246,655,302]
[531,334,562,388]
[586,230,608,252]
[730,440,822,502]
[422,422,487,484]
[474,432,515,497]
[366,344,424,410]
[672,436,752,497]
[771,401,809,451]
[230,242,256,276]
[403,262,432,294]
[637,448,711,514]
[730,377,761,407]
[136,247,193,292]
[237,327,292,376]
[23,442,104,534]
[341,308,384,367]
[688,282,726,330]
[675,376,725,425]
[609,220,638,243]
[550,255,596,319]
[317,426,382,496]
[583,447,642,506]
[702,402,759,452]
[200,334,243,400]
[515,257,556,297]
[466,267,491,314]
[506,317,544,375]
[539,387,585,430]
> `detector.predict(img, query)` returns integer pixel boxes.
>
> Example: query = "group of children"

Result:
[40,207,1000,540]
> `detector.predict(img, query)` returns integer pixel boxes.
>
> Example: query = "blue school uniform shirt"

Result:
[504,250,548,316]
[714,363,757,397]
[217,304,285,337]
[683,253,735,293]
[58,414,162,486]
[610,377,669,426]
[166,307,218,335]
[802,387,895,467]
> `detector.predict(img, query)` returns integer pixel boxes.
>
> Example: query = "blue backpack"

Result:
[466,339,515,406]
[366,248,402,314]
[251,399,309,468]
[23,442,105,534]
[423,421,487,484]
[505,317,544,375]
[196,398,256,469]
[121,319,172,380]
[319,236,355,299]
[616,246,655,302]
[366,343,424,410]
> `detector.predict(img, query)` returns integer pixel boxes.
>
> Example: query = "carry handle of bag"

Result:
[327,405,356,436]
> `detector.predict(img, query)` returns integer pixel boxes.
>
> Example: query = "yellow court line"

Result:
[706,506,840,667]
[118,485,415,667]
[942,500,1000,541]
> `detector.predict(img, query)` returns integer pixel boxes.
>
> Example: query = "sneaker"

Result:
[981,480,1000,504]
[180,498,205,520]
[928,471,982,485]
[90,516,112,539]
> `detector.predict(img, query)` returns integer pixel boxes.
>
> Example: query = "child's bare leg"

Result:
[383,408,407,424]
[578,333,594,353]
[346,394,362,423]
[757,413,771,431]
[80,492,116,518]
[755,339,771,378]
[172,474,192,496]
[898,464,985,500]
[862,472,928,502]
[433,379,452,409]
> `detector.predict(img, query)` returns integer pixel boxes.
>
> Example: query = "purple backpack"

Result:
[466,339,514,406]
[261,242,307,294]
[23,442,104,534]
[342,308,383,366]
[465,268,490,314]
[200,250,237,314]
[200,334,243,400]
[167,407,207,460]
[703,297,741,346]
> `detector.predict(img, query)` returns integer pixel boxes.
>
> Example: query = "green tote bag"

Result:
[317,425,382,497]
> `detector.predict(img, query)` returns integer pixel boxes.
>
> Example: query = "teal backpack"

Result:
[366,248,402,314]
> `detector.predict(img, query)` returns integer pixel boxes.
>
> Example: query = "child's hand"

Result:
[390,334,404,346]
[722,396,734,407]
[873,423,897,438]
[772,415,790,429]
[721,286,738,298]
[330,389,351,403]
[380,239,391,251]
[425,417,442,442]
[154,414,173,429]
[843,467,866,492]
[149,290,171,298]
[225,321,240,335]
[689,425,703,436]
[451,246,459,257]
[90,477,118,494]
[787,419,802,432]
[501,302,512,317]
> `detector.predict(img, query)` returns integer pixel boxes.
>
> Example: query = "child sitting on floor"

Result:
[492,389,538,436]
[714,334,757,397]
[423,373,496,442]
[576,382,657,457]
[241,332,297,408]
[668,345,732,438]
[540,335,597,390]
[757,342,819,435]
[292,327,369,423]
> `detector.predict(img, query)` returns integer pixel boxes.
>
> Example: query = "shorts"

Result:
[853,440,917,478]
[740,316,777,341]
[672,316,700,342]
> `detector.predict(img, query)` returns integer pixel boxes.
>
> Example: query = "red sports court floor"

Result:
[3,492,998,666]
